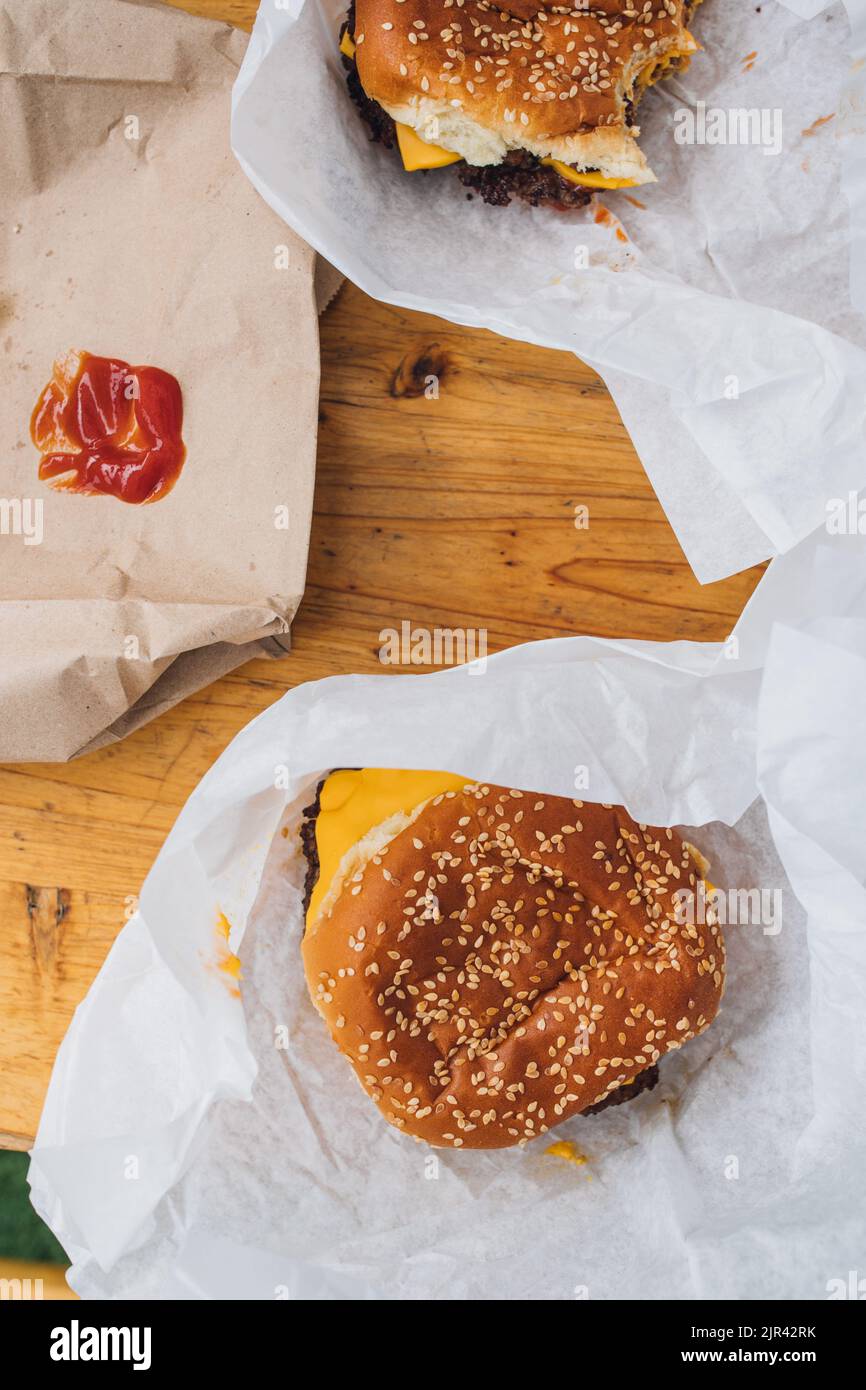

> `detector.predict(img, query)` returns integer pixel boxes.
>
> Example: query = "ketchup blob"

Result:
[31,351,187,504]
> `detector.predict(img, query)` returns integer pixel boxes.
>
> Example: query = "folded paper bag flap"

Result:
[0,0,321,760]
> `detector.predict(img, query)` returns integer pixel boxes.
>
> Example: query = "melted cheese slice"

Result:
[542,159,638,190]
[396,123,463,171]
[306,767,469,927]
[396,137,634,184]
[635,32,700,92]
[338,34,457,169]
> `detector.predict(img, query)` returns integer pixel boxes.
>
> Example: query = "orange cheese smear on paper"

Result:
[802,114,835,137]
[545,1141,589,1169]
[215,911,242,994]
[594,205,629,243]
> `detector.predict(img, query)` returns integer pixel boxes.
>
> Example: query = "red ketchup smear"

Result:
[30,351,187,504]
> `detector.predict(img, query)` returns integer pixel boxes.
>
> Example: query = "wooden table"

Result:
[0,0,763,1150]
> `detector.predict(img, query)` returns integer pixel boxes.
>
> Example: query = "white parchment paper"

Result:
[27,524,866,1300]
[231,0,866,584]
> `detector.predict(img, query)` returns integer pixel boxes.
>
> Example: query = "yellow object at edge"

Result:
[306,768,469,927]
[396,123,463,171]
[542,159,638,189]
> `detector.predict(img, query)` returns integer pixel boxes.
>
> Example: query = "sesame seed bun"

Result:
[353,0,699,181]
[302,779,725,1150]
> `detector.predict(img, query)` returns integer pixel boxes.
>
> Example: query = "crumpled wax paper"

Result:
[230,0,866,585]
[27,523,866,1299]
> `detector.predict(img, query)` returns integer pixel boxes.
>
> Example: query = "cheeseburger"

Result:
[301,769,724,1150]
[339,1,703,208]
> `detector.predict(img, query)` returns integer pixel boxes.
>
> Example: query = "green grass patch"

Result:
[0,1151,66,1262]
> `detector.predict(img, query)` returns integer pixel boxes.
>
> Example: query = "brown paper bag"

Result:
[0,0,323,761]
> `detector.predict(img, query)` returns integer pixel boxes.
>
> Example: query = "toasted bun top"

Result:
[353,0,698,178]
[302,779,724,1150]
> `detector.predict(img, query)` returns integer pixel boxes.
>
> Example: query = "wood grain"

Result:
[0,0,765,1149]
[164,0,257,26]
[0,1259,77,1299]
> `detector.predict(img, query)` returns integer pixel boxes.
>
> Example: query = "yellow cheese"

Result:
[396,122,462,171]
[306,767,469,927]
[542,159,638,190]
[545,1141,588,1166]
[635,34,700,92]
[215,911,242,989]
[339,30,355,59]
